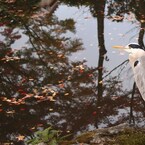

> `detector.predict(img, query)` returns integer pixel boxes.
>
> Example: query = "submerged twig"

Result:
[102,59,129,80]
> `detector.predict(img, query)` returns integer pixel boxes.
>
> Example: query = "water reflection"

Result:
[0,1,98,143]
[0,0,145,144]
[107,0,145,47]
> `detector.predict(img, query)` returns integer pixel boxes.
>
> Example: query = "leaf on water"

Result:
[76,65,85,70]
[141,20,145,23]
[88,74,93,77]
[84,16,92,19]
[49,108,53,111]
[48,96,56,102]
[6,110,15,114]
[33,89,38,94]
[59,84,65,88]
[79,70,84,73]
[92,111,97,116]
[58,80,64,83]
[1,56,20,62]
[67,76,72,80]
[30,127,35,130]
[20,108,26,111]
[16,135,25,141]
[29,78,34,81]
[112,96,119,100]
[64,93,69,96]
[112,16,124,21]
[37,123,43,127]
[5,99,11,102]
[99,81,103,84]
[34,95,44,100]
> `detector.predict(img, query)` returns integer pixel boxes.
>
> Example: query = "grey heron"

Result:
[113,43,145,101]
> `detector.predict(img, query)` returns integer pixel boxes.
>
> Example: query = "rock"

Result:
[60,123,145,145]
[74,123,130,144]
[37,143,47,145]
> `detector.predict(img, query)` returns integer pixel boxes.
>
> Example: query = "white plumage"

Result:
[113,43,145,100]
[125,43,145,100]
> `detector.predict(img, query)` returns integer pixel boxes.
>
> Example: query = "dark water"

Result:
[0,0,145,144]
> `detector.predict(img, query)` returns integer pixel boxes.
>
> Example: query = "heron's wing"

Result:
[133,56,145,100]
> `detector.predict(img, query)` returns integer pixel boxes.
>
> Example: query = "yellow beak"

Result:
[112,45,126,49]
[113,45,132,53]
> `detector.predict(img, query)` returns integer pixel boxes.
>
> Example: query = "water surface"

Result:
[0,0,145,144]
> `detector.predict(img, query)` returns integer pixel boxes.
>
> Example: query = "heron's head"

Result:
[113,43,145,60]
[124,43,145,53]
[124,43,145,61]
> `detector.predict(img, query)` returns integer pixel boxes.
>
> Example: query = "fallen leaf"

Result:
[64,93,69,96]
[16,135,25,141]
[37,123,43,127]
[6,110,15,114]
[49,108,53,111]
[92,111,97,116]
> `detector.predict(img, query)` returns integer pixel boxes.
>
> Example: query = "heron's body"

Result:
[130,53,145,100]
[126,43,145,100]
[114,43,145,101]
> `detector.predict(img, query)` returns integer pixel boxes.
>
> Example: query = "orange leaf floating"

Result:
[20,108,26,111]
[6,110,15,114]
[64,93,69,96]
[59,83,65,88]
[92,111,97,116]
[99,80,103,84]
[37,123,43,127]
[79,70,84,73]
[16,135,25,141]
[30,127,35,130]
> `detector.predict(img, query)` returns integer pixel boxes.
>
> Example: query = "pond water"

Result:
[0,0,145,144]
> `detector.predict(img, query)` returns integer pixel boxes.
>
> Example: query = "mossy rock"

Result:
[60,131,95,145]
[61,124,145,145]
[109,128,145,145]
[75,131,96,143]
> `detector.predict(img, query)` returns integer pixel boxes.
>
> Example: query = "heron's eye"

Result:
[134,60,139,67]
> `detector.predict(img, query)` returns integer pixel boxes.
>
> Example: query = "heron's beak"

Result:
[112,45,125,49]
[113,45,131,52]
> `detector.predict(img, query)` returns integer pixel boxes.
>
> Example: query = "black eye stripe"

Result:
[134,60,139,67]
[129,44,145,50]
